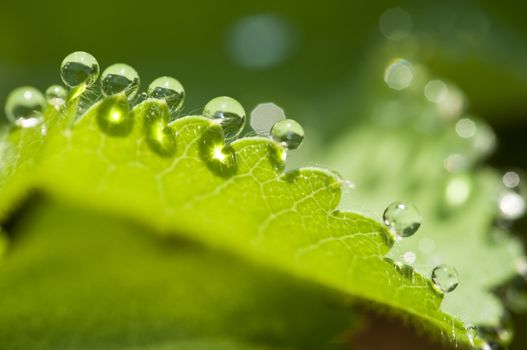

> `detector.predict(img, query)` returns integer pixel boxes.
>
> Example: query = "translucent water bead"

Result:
[5,86,46,127]
[383,201,421,238]
[270,119,304,150]
[148,76,185,113]
[203,96,246,139]
[60,51,100,87]
[100,63,140,99]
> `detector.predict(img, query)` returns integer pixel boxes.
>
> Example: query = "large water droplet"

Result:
[5,86,46,127]
[431,264,459,293]
[60,51,100,87]
[139,101,177,157]
[382,201,421,238]
[199,124,237,178]
[101,63,140,99]
[147,76,185,115]
[203,96,246,139]
[45,85,67,108]
[95,94,133,136]
[270,119,304,150]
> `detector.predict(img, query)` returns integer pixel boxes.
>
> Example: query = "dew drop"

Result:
[203,96,246,139]
[382,201,421,238]
[147,76,185,115]
[45,85,67,107]
[270,119,304,150]
[60,51,100,88]
[139,100,177,157]
[431,264,459,293]
[101,63,140,99]
[4,86,46,127]
[95,94,133,136]
[199,124,237,178]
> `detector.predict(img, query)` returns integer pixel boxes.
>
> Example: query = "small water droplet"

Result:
[384,58,413,90]
[45,85,67,108]
[270,119,304,150]
[101,63,140,99]
[203,96,246,139]
[466,325,478,346]
[431,264,459,293]
[147,77,185,115]
[382,201,421,238]
[5,86,46,127]
[95,94,133,136]
[60,51,100,87]
[199,124,237,178]
[139,101,177,157]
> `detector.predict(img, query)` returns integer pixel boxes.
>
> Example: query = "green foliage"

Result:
[0,85,519,349]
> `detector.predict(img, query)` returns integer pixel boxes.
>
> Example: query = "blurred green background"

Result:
[1,0,526,348]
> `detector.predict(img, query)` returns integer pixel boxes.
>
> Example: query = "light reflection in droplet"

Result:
[498,191,525,220]
[384,58,414,90]
[456,118,477,139]
[379,8,413,41]
[225,14,297,70]
[424,80,448,103]
[250,102,286,135]
[503,171,520,189]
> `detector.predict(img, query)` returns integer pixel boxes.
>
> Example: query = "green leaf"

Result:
[0,90,513,348]
[0,199,356,349]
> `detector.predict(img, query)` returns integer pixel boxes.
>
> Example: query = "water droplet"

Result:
[4,86,46,127]
[101,63,140,99]
[424,80,448,103]
[147,76,185,115]
[60,51,100,87]
[95,94,133,136]
[382,201,421,238]
[138,101,177,157]
[498,190,525,220]
[503,171,520,189]
[199,124,237,178]
[45,85,67,108]
[203,96,246,139]
[466,325,478,346]
[431,264,459,293]
[379,8,413,41]
[250,102,286,135]
[384,58,413,90]
[270,119,304,150]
